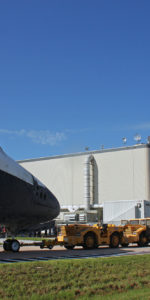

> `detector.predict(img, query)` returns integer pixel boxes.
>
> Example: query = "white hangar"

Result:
[19,143,150,224]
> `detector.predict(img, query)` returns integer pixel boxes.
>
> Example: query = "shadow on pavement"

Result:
[0,244,150,261]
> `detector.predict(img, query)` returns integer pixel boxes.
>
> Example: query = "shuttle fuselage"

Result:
[0,147,60,234]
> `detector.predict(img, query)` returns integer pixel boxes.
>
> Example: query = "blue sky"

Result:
[0,0,150,160]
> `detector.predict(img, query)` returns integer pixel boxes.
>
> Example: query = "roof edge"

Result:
[18,143,150,164]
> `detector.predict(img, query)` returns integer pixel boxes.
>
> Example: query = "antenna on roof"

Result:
[122,137,127,145]
[134,133,141,144]
[147,136,150,144]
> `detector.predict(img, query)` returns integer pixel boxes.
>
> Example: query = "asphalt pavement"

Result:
[0,241,150,264]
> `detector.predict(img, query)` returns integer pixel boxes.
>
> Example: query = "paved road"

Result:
[0,243,150,264]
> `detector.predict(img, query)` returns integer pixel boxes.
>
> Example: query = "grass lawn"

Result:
[0,254,150,299]
[15,237,46,241]
[0,237,44,246]
[0,237,52,244]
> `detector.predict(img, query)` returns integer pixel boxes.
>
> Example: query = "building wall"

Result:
[103,200,145,224]
[95,146,149,202]
[19,145,150,210]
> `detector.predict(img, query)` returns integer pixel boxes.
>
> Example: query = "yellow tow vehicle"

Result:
[15,219,150,251]
[121,218,150,247]
[40,223,124,250]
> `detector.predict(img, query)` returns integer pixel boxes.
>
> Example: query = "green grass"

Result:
[0,255,150,299]
[1,237,50,242]
[16,236,45,241]
[0,237,44,245]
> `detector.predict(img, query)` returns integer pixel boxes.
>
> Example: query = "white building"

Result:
[19,143,150,224]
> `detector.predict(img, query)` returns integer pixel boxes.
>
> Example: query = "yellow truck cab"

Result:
[57,223,124,249]
[121,218,150,246]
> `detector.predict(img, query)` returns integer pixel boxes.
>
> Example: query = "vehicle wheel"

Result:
[121,243,129,247]
[138,232,147,247]
[64,245,74,250]
[40,244,44,249]
[3,239,12,251]
[48,245,53,250]
[83,233,97,249]
[11,239,20,252]
[109,233,120,248]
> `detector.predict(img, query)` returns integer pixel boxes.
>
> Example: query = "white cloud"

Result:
[65,128,91,134]
[130,122,150,130]
[0,129,66,146]
[124,122,150,131]
[114,122,150,132]
[26,130,66,145]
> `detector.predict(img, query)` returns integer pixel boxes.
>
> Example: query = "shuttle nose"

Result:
[47,190,60,218]
[33,178,60,221]
[44,188,60,219]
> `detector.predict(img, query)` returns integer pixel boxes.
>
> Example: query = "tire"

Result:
[121,243,129,247]
[3,239,12,251]
[109,233,120,248]
[83,232,97,249]
[138,232,147,247]
[40,244,44,249]
[11,239,20,252]
[48,245,53,250]
[64,245,74,250]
